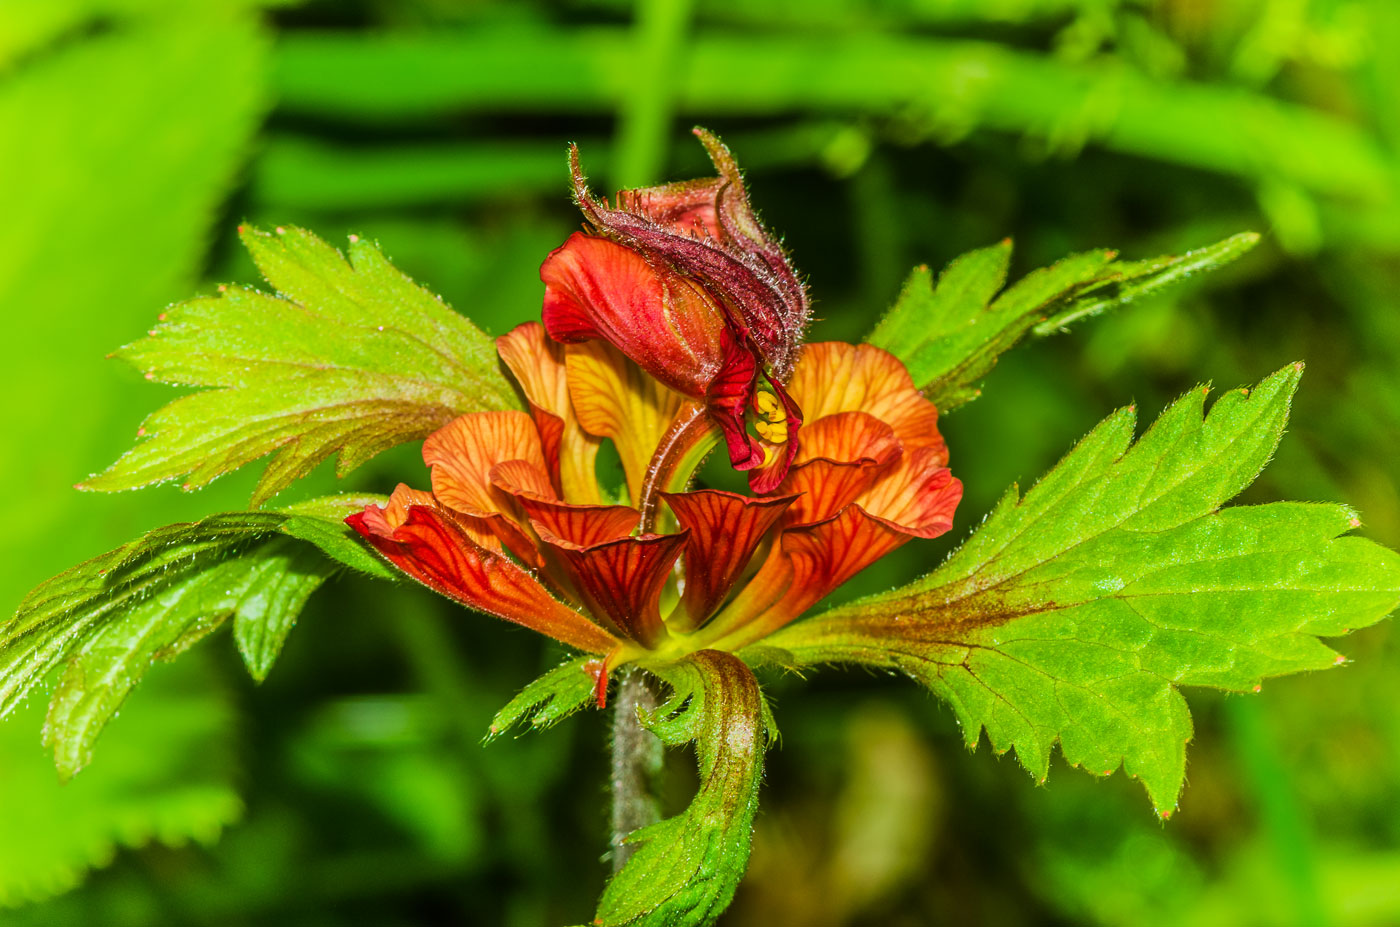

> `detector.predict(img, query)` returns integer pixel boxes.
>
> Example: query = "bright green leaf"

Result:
[867,233,1259,411]
[596,650,773,927]
[751,365,1400,814]
[2,495,389,776]
[80,225,518,507]
[487,657,598,739]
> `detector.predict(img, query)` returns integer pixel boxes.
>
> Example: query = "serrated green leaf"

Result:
[596,650,773,927]
[751,365,1400,814]
[79,225,518,507]
[867,233,1259,411]
[486,657,598,739]
[2,496,389,776]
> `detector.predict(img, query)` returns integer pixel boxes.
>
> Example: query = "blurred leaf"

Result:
[81,225,518,507]
[0,656,241,908]
[2,496,389,776]
[487,656,598,738]
[0,12,268,612]
[868,233,1259,410]
[596,651,773,927]
[755,365,1400,813]
[271,30,1396,203]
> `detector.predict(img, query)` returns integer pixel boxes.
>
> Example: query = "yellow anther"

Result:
[754,419,789,444]
[754,390,783,421]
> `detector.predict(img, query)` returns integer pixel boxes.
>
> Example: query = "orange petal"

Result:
[565,340,689,504]
[787,342,947,461]
[535,528,687,648]
[374,483,437,532]
[779,412,900,526]
[490,459,558,502]
[661,489,796,631]
[424,410,548,516]
[497,322,603,503]
[346,503,617,655]
[856,446,963,538]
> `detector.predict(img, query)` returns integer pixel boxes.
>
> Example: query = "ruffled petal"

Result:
[535,528,687,648]
[856,446,963,539]
[424,410,548,516]
[661,489,796,631]
[778,411,899,526]
[497,321,603,503]
[520,498,640,549]
[787,342,948,462]
[699,449,961,650]
[346,503,617,655]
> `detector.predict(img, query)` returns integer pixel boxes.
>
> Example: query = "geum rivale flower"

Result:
[540,128,808,493]
[346,320,963,701]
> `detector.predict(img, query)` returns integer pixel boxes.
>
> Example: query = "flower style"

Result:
[347,316,962,702]
[540,129,809,492]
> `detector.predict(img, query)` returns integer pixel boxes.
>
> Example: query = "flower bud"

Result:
[540,129,809,492]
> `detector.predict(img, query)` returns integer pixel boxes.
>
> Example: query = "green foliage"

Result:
[867,233,1259,411]
[81,225,518,507]
[596,652,774,927]
[754,365,1400,813]
[0,657,242,909]
[1,496,387,778]
[487,657,599,738]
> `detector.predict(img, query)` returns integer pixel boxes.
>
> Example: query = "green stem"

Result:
[610,669,663,871]
[612,0,695,189]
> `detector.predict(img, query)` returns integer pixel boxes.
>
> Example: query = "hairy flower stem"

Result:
[610,669,664,872]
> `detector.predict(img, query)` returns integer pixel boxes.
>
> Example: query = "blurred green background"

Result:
[2,0,1398,924]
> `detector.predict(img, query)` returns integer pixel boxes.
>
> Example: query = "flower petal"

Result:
[700,506,912,652]
[497,321,603,504]
[788,342,948,461]
[535,528,687,648]
[565,340,689,504]
[347,503,617,655]
[661,489,796,631]
[542,232,726,398]
[520,497,640,548]
[857,446,963,538]
[779,411,899,526]
[424,410,548,516]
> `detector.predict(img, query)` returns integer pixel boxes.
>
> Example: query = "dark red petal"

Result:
[346,505,617,655]
[520,497,640,548]
[536,529,687,648]
[746,378,804,495]
[701,506,912,652]
[706,332,764,471]
[661,489,796,631]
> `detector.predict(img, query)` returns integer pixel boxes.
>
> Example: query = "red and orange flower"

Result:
[347,132,963,703]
